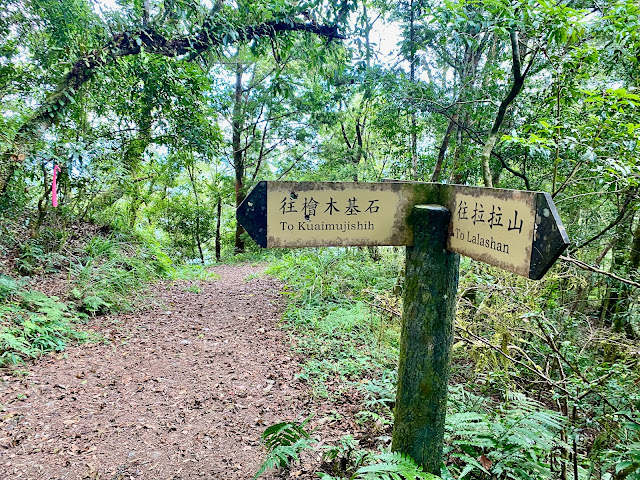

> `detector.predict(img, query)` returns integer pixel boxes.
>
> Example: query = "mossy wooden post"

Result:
[392,205,460,474]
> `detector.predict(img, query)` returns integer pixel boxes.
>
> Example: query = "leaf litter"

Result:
[0,264,357,480]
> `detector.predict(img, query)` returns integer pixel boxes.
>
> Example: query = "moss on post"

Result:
[391,205,460,474]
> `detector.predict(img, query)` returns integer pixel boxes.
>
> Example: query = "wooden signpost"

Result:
[236,180,570,473]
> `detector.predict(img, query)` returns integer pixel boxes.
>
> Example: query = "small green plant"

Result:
[184,284,201,294]
[0,288,88,366]
[444,390,565,479]
[168,264,220,281]
[0,275,20,302]
[323,435,371,477]
[356,374,397,431]
[613,442,640,480]
[318,451,439,480]
[16,238,67,276]
[254,419,317,479]
[601,417,640,480]
[69,233,172,313]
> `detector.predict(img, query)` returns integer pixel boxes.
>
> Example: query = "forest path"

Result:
[0,264,326,480]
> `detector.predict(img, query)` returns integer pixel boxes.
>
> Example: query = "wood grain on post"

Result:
[391,205,460,474]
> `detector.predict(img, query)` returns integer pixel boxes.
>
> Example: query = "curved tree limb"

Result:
[0,18,344,197]
[569,189,637,254]
[480,30,538,187]
[560,255,640,289]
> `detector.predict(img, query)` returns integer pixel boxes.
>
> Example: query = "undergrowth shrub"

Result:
[266,248,403,398]
[0,275,87,366]
[254,418,317,479]
[444,388,565,479]
[69,233,173,313]
[254,419,438,480]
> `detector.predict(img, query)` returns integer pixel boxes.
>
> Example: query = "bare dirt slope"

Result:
[0,264,339,480]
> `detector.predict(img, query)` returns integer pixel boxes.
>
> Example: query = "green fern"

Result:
[254,419,317,479]
[355,452,440,480]
[446,391,565,480]
[319,451,440,480]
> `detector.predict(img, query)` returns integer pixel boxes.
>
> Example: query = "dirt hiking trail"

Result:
[0,264,350,480]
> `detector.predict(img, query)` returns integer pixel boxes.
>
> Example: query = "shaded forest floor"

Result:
[0,264,360,480]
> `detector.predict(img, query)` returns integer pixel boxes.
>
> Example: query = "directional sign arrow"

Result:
[236,181,268,247]
[236,181,569,280]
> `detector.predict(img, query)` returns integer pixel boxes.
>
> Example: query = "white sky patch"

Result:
[370,17,404,68]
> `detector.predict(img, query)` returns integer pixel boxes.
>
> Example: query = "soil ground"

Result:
[0,264,358,480]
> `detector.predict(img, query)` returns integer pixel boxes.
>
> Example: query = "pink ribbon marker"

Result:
[52,164,61,207]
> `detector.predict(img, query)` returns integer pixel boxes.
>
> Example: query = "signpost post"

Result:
[236,180,569,473]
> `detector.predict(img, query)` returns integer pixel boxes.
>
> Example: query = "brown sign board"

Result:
[236,181,569,280]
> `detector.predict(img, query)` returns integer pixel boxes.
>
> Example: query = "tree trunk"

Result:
[233,62,246,254]
[186,161,206,265]
[409,0,418,180]
[449,120,467,184]
[599,215,637,338]
[480,30,530,187]
[30,164,53,238]
[215,194,222,262]
[125,107,152,229]
[431,114,458,182]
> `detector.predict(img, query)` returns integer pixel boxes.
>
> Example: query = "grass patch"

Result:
[266,248,403,398]
[68,233,174,314]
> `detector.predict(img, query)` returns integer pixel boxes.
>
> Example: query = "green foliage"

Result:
[320,436,438,480]
[167,264,220,281]
[254,420,438,480]
[319,451,438,480]
[323,434,371,475]
[0,283,87,366]
[445,391,565,479]
[0,275,20,302]
[356,373,397,431]
[68,233,172,313]
[348,452,438,480]
[254,418,317,479]
[614,442,640,480]
[16,240,67,276]
[266,248,402,397]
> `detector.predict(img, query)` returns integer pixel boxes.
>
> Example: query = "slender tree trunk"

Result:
[233,62,246,254]
[480,30,530,187]
[30,164,52,238]
[431,114,458,182]
[599,214,637,337]
[434,34,485,183]
[187,163,205,265]
[409,0,418,180]
[125,101,152,229]
[215,194,222,262]
[449,119,466,184]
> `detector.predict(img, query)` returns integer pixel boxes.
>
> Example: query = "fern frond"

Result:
[254,438,316,479]
[354,451,440,480]
[262,418,312,452]
[254,419,317,479]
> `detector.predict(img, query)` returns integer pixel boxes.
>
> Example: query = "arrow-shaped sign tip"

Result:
[529,193,570,280]
[236,181,267,248]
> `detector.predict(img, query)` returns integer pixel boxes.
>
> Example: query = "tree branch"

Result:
[1,17,344,196]
[560,255,640,288]
[569,189,637,253]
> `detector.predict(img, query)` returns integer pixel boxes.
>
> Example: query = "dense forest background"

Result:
[0,0,639,479]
